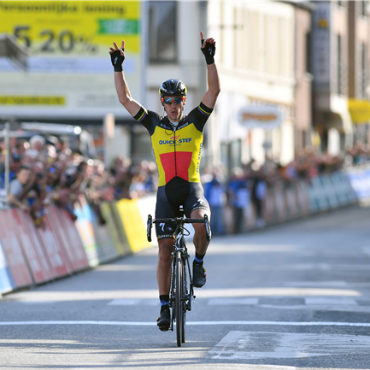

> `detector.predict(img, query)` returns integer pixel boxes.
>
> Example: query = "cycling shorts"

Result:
[155,176,210,240]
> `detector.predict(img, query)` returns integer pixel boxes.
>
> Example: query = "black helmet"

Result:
[159,79,187,98]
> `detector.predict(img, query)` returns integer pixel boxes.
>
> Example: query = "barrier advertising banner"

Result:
[0,1,141,118]
[0,240,15,294]
[12,209,53,284]
[0,210,33,288]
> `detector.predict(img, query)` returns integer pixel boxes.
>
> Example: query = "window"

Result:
[361,1,367,17]
[306,32,312,74]
[148,1,177,63]
[337,34,343,94]
[360,43,367,98]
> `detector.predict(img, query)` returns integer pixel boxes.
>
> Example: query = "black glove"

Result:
[110,49,125,72]
[201,39,215,65]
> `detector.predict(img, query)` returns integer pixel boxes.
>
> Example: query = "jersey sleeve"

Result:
[133,107,160,135]
[189,102,214,131]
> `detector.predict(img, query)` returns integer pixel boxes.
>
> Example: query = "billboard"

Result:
[0,1,141,119]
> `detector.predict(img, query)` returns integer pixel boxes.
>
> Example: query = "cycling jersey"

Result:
[134,102,213,187]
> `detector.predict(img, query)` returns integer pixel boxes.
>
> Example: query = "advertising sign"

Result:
[312,1,331,88]
[0,1,141,118]
[348,99,370,124]
[238,105,283,129]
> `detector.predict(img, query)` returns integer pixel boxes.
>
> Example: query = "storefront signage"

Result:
[348,99,370,124]
[238,105,283,129]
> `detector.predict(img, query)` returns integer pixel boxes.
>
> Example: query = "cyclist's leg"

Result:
[190,208,210,255]
[185,183,211,256]
[155,186,177,295]
[157,238,174,296]
[185,183,210,288]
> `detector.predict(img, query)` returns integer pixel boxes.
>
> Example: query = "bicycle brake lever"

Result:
[147,215,152,242]
[204,215,211,242]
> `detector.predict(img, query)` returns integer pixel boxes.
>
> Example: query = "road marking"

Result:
[285,281,349,287]
[2,320,370,327]
[208,298,259,306]
[2,287,361,302]
[108,299,159,306]
[209,331,370,360]
[305,297,358,305]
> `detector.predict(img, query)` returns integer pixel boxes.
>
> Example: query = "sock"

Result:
[160,295,169,307]
[194,252,205,264]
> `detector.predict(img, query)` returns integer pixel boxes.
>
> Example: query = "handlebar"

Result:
[147,214,211,243]
[153,217,206,224]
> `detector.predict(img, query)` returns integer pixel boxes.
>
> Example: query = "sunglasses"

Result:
[163,97,183,105]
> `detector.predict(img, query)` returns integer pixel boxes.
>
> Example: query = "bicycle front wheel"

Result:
[176,250,183,347]
[181,256,186,343]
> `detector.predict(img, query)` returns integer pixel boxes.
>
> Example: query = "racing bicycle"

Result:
[147,205,211,347]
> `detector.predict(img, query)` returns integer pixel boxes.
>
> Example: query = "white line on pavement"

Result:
[2,320,370,327]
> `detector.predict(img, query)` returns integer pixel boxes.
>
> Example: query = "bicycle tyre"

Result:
[182,256,186,343]
[176,250,183,347]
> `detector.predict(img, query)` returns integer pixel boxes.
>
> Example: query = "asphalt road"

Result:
[1,205,370,370]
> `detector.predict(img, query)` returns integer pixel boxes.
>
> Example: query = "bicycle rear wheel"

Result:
[176,250,183,347]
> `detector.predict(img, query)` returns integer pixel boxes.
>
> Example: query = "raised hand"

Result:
[200,31,216,65]
[109,40,125,72]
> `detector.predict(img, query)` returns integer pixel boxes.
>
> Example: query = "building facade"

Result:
[311,0,370,154]
[206,0,313,173]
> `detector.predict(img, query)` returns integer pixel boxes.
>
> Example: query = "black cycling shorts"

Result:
[155,176,210,240]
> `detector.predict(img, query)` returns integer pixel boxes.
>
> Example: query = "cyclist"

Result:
[109,32,220,331]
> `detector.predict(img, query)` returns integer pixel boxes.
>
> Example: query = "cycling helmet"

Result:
[159,79,187,98]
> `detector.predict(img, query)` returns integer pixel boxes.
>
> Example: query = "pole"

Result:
[4,122,10,200]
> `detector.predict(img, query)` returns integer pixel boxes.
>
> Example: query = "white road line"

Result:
[2,320,370,327]
[209,331,370,360]
[108,299,159,306]
[305,297,358,305]
[208,298,259,306]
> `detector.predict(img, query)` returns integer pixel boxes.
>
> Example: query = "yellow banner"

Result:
[0,1,141,117]
[348,99,370,124]
[0,1,140,56]
[0,96,65,105]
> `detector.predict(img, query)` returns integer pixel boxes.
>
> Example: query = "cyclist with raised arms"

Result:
[109,32,220,331]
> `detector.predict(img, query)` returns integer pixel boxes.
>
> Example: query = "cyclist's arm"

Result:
[110,40,141,117]
[201,63,220,109]
[114,71,141,117]
[200,32,220,109]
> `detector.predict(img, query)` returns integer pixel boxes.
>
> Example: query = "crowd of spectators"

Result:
[0,134,157,227]
[202,143,370,235]
[1,133,369,232]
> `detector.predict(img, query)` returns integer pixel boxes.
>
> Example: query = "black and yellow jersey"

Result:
[134,102,213,187]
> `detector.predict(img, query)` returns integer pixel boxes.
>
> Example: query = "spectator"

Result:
[204,169,226,235]
[7,166,31,210]
[227,167,250,234]
[26,135,46,158]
